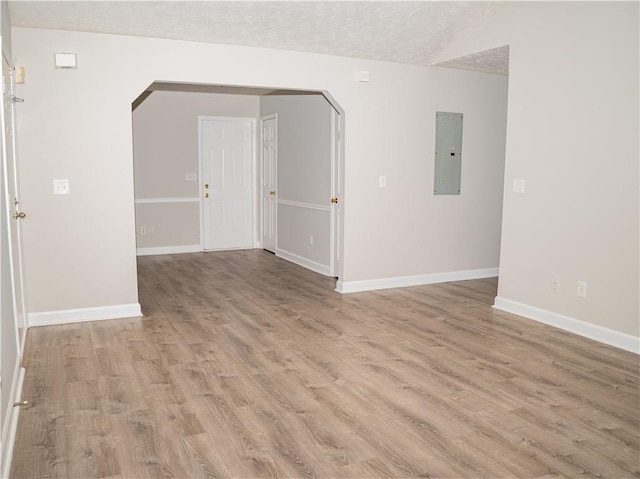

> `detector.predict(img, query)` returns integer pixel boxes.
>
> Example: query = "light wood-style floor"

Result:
[11,250,640,478]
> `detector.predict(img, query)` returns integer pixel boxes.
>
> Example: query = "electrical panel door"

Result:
[434,112,463,195]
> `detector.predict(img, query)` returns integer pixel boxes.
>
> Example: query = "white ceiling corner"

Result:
[8,1,507,73]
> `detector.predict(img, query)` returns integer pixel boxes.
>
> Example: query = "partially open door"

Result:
[261,114,277,253]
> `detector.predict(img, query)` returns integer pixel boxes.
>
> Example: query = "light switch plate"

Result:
[53,179,70,195]
[356,70,370,82]
[185,173,197,182]
[512,178,525,194]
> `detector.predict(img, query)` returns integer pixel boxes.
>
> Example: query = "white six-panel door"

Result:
[261,115,277,253]
[199,117,253,251]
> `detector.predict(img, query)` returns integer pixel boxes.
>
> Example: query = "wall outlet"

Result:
[185,173,197,182]
[147,226,154,235]
[577,281,587,298]
[551,275,560,290]
[379,175,387,188]
[53,179,70,195]
[140,226,147,236]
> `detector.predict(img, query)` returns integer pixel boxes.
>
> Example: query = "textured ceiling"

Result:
[435,45,509,75]
[8,1,508,73]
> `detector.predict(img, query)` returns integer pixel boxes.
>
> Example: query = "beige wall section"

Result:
[14,28,505,316]
[435,2,639,337]
[133,90,259,251]
[260,94,334,271]
[134,202,200,249]
[414,67,507,277]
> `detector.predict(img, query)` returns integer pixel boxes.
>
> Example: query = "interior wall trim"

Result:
[493,297,639,354]
[28,303,142,327]
[277,248,331,277]
[336,267,499,293]
[135,197,199,204]
[278,198,331,212]
[136,245,202,256]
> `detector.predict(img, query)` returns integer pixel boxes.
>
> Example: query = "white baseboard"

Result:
[28,303,142,327]
[136,244,202,256]
[493,297,639,354]
[336,267,499,294]
[276,248,331,276]
[1,365,25,479]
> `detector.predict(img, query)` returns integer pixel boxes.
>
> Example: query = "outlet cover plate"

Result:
[53,179,70,195]
[577,281,588,298]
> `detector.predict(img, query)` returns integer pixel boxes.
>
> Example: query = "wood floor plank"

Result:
[10,249,640,478]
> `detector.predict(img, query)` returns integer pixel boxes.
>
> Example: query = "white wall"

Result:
[13,27,507,318]
[435,2,639,342]
[261,93,334,272]
[133,90,259,252]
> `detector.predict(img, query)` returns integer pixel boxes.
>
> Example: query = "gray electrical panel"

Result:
[434,111,463,195]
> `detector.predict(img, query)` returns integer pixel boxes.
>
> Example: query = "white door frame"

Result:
[1,50,28,479]
[197,116,257,251]
[2,53,27,349]
[260,113,277,252]
[329,109,341,278]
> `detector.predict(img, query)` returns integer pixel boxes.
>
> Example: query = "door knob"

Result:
[204,184,209,189]
[205,193,209,198]
[330,198,338,204]
[269,190,276,196]
[13,211,26,219]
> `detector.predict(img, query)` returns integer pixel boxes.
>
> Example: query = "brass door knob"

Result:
[13,211,26,219]
[205,193,209,198]
[269,190,276,196]
[204,184,209,189]
[330,198,338,204]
